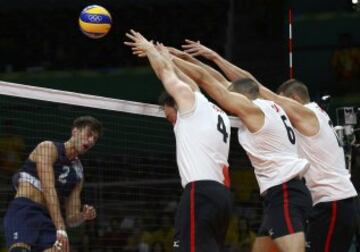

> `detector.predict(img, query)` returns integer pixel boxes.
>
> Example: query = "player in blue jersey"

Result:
[3,116,102,252]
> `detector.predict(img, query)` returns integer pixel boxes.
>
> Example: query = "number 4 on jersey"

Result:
[217,115,229,143]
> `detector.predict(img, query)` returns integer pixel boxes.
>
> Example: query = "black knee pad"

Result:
[10,247,31,252]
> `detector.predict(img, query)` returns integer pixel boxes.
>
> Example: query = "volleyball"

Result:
[79,5,112,39]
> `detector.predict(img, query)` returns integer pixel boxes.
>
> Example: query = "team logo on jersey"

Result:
[13,232,18,240]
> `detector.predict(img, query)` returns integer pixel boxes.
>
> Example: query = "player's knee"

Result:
[9,247,31,252]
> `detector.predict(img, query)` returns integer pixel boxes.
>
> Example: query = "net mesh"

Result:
[0,81,261,251]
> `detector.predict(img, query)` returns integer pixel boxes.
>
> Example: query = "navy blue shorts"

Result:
[258,178,313,239]
[306,196,359,252]
[173,180,232,252]
[3,197,56,251]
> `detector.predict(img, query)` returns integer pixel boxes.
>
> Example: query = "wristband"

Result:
[56,229,68,238]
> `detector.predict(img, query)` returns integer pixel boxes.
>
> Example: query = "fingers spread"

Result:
[125,32,136,41]
[184,39,198,44]
[181,44,195,49]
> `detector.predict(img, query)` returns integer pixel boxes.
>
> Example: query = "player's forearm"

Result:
[173,57,205,85]
[190,57,229,87]
[66,212,85,228]
[173,57,229,107]
[173,64,198,91]
[147,48,173,81]
[212,55,254,81]
[258,84,280,102]
[43,187,66,230]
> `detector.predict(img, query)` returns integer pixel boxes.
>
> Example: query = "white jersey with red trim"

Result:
[237,99,309,194]
[174,91,230,188]
[295,102,357,205]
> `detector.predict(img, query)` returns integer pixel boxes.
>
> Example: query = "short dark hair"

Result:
[228,78,259,99]
[158,91,176,107]
[72,116,103,136]
[277,79,310,103]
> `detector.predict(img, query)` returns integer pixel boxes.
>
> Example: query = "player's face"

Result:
[164,104,177,125]
[73,126,99,154]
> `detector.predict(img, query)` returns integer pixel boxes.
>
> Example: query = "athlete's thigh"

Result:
[173,188,190,252]
[252,236,278,252]
[306,204,328,251]
[36,218,57,251]
[262,180,311,240]
[308,199,358,252]
[174,182,225,252]
[274,232,305,252]
[331,199,357,252]
[4,202,38,250]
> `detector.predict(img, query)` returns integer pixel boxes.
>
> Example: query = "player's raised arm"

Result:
[156,44,199,92]
[182,39,256,82]
[124,30,194,113]
[232,66,318,136]
[183,40,319,136]
[173,57,264,132]
[273,80,320,136]
[168,47,231,88]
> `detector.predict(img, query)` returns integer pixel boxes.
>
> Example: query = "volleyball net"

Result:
[0,81,260,251]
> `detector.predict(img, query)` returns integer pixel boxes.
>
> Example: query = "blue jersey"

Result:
[13,142,83,204]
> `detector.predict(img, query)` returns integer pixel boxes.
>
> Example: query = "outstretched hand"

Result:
[167,47,192,61]
[124,29,154,58]
[182,39,217,60]
[155,42,173,61]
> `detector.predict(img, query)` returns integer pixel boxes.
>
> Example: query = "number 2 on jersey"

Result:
[217,115,229,143]
[281,115,296,144]
[59,166,70,184]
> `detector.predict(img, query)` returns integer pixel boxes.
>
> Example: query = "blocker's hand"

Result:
[124,29,154,58]
[182,39,218,60]
[155,42,173,61]
[82,204,96,221]
[167,47,193,61]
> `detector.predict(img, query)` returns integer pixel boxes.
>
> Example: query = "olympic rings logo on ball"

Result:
[79,5,112,39]
[88,14,103,23]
